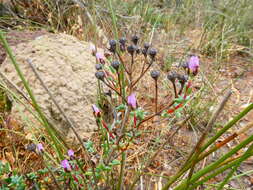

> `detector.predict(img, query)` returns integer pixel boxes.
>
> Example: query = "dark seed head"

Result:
[181,62,188,69]
[148,48,157,59]
[136,47,141,54]
[144,43,150,50]
[109,39,117,53]
[111,60,120,71]
[119,37,127,45]
[131,35,139,45]
[26,143,36,152]
[95,71,105,81]
[150,70,160,80]
[177,74,188,85]
[105,90,112,97]
[142,48,148,57]
[119,37,127,51]
[109,39,117,47]
[167,72,178,83]
[127,45,136,55]
[95,64,102,70]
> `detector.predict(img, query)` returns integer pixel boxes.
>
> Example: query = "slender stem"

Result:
[185,91,232,189]
[117,106,130,190]
[43,161,62,190]
[129,54,134,92]
[171,132,253,190]
[0,31,64,160]
[132,60,154,88]
[102,80,127,103]
[200,103,253,153]
[162,102,253,189]
[189,146,253,190]
[129,116,190,190]
[117,71,122,96]
[217,143,253,190]
[172,82,178,98]
[117,151,126,190]
[116,52,130,75]
[155,79,158,113]
[138,100,175,126]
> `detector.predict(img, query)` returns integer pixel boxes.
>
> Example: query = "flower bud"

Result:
[111,60,120,71]
[95,64,102,70]
[95,71,105,81]
[131,35,139,45]
[150,70,160,80]
[148,48,157,60]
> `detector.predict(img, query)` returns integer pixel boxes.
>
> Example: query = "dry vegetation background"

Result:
[0,0,253,189]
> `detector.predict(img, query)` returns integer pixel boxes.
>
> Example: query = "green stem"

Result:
[189,145,253,190]
[0,31,64,160]
[172,133,253,190]
[217,143,253,190]
[161,103,253,189]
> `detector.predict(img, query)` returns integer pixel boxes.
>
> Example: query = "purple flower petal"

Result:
[61,159,71,171]
[127,93,137,109]
[95,52,105,64]
[37,143,44,153]
[89,43,96,55]
[92,104,100,116]
[188,55,199,73]
[68,149,74,158]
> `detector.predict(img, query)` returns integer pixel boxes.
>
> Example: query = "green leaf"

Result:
[110,159,121,166]
[116,104,127,111]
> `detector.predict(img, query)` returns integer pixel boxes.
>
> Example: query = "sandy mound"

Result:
[1,33,98,139]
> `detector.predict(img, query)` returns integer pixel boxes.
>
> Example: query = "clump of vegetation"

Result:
[1,30,253,189]
[0,0,253,189]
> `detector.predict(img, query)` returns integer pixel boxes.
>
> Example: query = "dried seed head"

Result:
[105,90,112,97]
[131,35,140,45]
[136,47,141,54]
[95,64,102,70]
[150,70,160,80]
[109,39,117,47]
[119,37,127,51]
[127,44,136,55]
[142,48,148,57]
[181,62,188,69]
[111,60,120,71]
[109,39,117,53]
[144,42,150,50]
[167,72,178,83]
[177,74,188,85]
[119,37,127,45]
[148,48,157,59]
[26,143,36,152]
[95,71,105,81]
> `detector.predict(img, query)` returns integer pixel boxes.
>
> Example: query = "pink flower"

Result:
[187,55,199,74]
[37,143,44,153]
[95,52,105,64]
[89,43,96,55]
[92,104,101,117]
[128,93,137,109]
[68,149,74,158]
[61,159,71,171]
